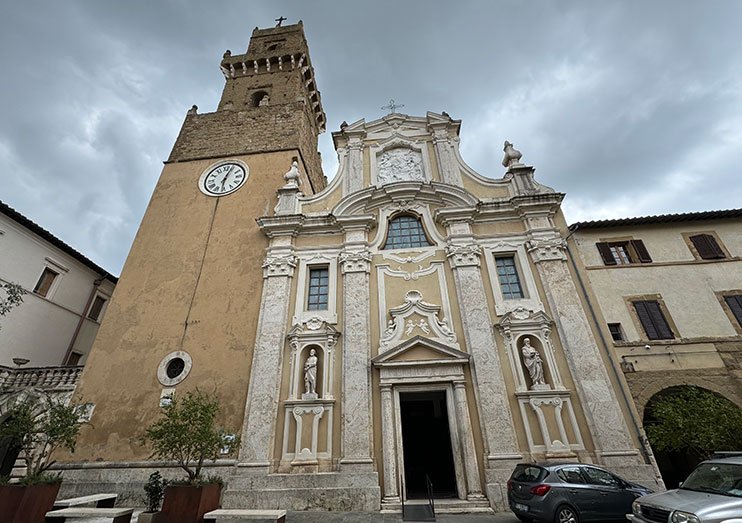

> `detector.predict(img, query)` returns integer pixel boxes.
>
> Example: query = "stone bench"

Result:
[44,507,133,523]
[204,509,286,523]
[53,493,118,509]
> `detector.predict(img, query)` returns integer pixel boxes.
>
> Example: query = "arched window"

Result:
[383,215,431,250]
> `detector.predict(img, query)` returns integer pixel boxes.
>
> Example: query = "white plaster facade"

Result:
[0,203,116,367]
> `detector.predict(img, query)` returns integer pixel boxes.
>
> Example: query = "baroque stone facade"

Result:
[56,22,663,511]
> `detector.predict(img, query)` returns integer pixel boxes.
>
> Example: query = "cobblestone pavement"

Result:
[83,508,521,522]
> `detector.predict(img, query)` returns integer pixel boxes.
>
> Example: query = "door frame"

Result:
[394,383,466,501]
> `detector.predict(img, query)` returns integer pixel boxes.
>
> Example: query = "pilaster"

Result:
[430,127,463,186]
[379,384,399,502]
[453,381,484,499]
[238,253,296,472]
[339,247,373,471]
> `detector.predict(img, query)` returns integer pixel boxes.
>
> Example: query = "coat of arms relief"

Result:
[376,147,425,185]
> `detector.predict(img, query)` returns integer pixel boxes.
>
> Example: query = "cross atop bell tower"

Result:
[169,20,326,192]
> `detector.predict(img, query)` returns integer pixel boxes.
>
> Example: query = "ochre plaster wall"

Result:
[66,150,304,463]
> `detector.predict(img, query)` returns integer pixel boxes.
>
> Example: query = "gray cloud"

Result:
[1,1,740,274]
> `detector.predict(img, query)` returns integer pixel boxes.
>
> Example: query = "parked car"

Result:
[627,454,742,523]
[508,462,652,522]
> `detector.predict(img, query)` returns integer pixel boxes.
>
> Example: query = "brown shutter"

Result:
[690,234,726,259]
[630,239,652,263]
[596,242,616,265]
[633,300,674,340]
[633,301,658,339]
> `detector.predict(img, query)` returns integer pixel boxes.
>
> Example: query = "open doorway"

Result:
[399,390,458,499]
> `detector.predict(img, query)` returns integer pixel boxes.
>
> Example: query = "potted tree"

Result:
[0,393,89,523]
[144,390,239,523]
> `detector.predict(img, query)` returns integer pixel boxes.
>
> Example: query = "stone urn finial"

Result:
[502,140,524,169]
[284,160,301,187]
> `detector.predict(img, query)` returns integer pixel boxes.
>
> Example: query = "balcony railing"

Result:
[0,365,83,391]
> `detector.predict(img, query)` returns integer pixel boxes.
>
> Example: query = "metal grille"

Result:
[640,505,671,523]
[495,256,524,299]
[307,267,329,310]
[383,215,431,249]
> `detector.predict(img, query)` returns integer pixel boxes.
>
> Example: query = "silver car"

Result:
[627,455,742,523]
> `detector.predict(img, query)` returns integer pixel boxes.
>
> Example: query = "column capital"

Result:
[526,237,567,263]
[339,250,372,273]
[445,243,482,268]
[379,383,393,393]
[262,255,297,278]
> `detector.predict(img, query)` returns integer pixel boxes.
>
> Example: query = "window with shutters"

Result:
[687,233,727,260]
[495,255,525,299]
[382,215,431,250]
[632,299,675,340]
[306,266,329,311]
[596,239,652,266]
[722,294,742,328]
[33,267,59,297]
[87,295,107,321]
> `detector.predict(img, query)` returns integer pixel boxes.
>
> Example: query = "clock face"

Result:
[198,161,248,196]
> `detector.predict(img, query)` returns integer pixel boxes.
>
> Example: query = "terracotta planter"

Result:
[0,482,61,523]
[160,483,221,523]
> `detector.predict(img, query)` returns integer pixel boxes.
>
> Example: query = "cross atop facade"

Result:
[381,99,405,113]
[275,16,287,27]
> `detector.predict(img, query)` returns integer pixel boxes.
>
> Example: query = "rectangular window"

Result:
[33,268,58,297]
[87,295,107,321]
[724,295,742,327]
[66,352,83,366]
[632,300,674,340]
[495,256,524,299]
[607,323,624,342]
[689,234,726,260]
[307,267,329,311]
[596,240,652,265]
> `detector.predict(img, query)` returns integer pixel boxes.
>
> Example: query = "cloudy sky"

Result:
[1,1,740,275]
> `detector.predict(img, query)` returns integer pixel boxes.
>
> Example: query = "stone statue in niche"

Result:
[302,349,318,400]
[376,147,424,186]
[259,94,270,106]
[521,338,546,388]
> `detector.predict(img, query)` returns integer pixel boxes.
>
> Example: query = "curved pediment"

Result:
[332,181,479,217]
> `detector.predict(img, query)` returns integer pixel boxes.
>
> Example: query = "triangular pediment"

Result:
[372,335,469,366]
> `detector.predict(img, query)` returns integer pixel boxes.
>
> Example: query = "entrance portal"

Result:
[400,390,458,499]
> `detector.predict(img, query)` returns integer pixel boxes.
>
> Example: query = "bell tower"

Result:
[69,21,326,465]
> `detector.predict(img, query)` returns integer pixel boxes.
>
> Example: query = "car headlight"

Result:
[671,512,700,523]
[632,500,641,516]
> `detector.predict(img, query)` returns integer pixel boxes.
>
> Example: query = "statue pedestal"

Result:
[301,392,318,400]
[530,384,551,391]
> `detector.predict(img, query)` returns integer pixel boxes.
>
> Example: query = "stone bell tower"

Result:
[65,21,327,480]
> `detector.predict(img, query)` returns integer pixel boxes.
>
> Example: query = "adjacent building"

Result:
[0,200,117,367]
[568,210,742,486]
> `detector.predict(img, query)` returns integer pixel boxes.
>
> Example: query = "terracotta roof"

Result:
[0,200,118,282]
[569,208,742,230]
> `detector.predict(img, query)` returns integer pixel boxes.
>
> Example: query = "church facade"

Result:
[60,22,661,511]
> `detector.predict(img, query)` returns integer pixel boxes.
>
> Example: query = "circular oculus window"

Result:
[157,351,193,386]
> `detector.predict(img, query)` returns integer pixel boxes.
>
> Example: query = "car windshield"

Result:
[681,463,742,498]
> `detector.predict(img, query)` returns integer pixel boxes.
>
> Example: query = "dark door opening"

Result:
[400,390,458,499]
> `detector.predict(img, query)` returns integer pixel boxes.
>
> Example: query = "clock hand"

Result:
[221,165,234,187]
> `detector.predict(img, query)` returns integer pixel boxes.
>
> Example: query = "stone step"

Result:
[381,498,493,514]
[226,471,379,490]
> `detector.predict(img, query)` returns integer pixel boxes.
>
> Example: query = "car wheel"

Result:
[554,505,579,523]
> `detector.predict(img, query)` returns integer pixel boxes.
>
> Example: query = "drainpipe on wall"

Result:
[563,226,653,464]
[62,273,106,366]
